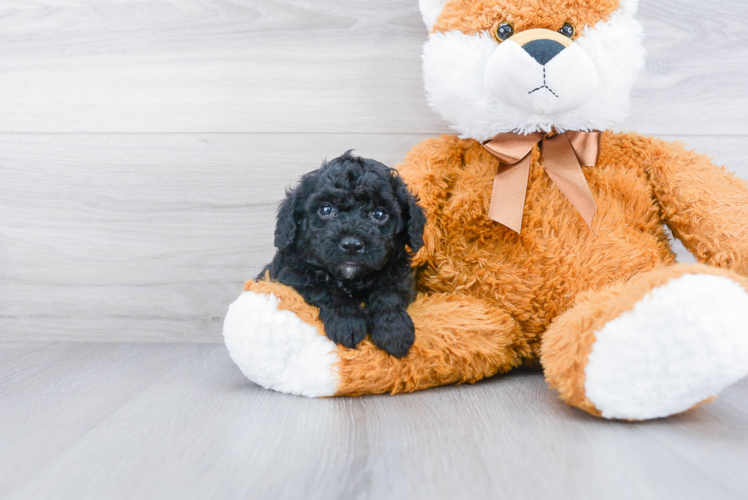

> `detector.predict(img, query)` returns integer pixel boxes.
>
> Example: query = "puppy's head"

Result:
[275,152,426,280]
[420,0,645,140]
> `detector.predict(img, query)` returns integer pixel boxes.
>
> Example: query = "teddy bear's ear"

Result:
[419,0,449,31]
[619,0,639,14]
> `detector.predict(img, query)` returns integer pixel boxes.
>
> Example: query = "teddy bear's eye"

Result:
[558,22,576,39]
[370,208,389,224]
[494,22,515,42]
[318,203,336,218]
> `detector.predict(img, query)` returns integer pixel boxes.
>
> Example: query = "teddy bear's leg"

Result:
[335,292,527,396]
[541,263,748,420]
[223,280,527,397]
[223,280,341,397]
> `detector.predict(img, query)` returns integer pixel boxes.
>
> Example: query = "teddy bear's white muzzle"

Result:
[484,39,600,116]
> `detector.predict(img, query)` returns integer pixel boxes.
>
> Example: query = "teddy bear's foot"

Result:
[542,264,748,420]
[223,281,340,397]
[225,280,527,397]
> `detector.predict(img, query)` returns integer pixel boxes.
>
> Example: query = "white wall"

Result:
[1,0,746,341]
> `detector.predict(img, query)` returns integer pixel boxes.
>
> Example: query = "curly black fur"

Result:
[259,151,426,358]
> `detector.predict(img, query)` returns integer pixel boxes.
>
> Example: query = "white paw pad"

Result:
[585,274,748,420]
[223,291,339,397]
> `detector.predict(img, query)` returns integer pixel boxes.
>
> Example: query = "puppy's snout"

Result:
[523,39,565,66]
[340,237,364,254]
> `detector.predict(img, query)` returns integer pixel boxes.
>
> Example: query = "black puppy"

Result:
[259,152,426,358]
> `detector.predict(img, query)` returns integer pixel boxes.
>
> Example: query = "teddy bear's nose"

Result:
[523,39,566,66]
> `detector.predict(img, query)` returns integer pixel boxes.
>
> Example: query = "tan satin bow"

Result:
[482,130,601,234]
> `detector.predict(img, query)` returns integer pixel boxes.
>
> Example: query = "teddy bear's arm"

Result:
[645,137,748,275]
[395,135,466,266]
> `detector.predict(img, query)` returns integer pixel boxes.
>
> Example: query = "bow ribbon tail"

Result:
[483,132,544,234]
[542,133,599,234]
[488,154,533,234]
[565,130,602,167]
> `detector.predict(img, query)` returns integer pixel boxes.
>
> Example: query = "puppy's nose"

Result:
[340,237,364,254]
[523,39,565,66]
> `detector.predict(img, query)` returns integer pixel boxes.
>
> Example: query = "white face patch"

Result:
[422,8,645,140]
[340,265,358,279]
[484,41,600,116]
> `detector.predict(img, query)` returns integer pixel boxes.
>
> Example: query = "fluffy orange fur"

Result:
[245,280,528,396]
[647,142,748,275]
[336,292,527,395]
[402,132,677,361]
[541,263,748,416]
[342,131,748,409]
[248,131,748,415]
[433,0,621,35]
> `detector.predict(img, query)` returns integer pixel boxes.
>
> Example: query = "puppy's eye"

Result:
[370,208,389,224]
[558,22,576,38]
[494,22,514,42]
[318,203,336,218]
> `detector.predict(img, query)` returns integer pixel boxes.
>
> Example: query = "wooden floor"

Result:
[1,0,747,343]
[1,342,747,500]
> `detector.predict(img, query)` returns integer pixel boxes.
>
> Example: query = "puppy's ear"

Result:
[405,194,427,253]
[392,173,426,253]
[274,188,298,251]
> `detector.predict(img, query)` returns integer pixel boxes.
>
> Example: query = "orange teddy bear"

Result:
[224,0,748,420]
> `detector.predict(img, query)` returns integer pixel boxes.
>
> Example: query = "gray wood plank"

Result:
[1,343,747,500]
[0,133,430,342]
[0,343,203,498]
[0,0,437,134]
[0,0,745,134]
[1,133,745,342]
[0,342,58,375]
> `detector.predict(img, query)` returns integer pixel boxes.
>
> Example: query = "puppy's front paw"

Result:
[370,310,415,358]
[319,309,368,349]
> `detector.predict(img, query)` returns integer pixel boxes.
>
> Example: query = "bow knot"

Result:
[482,130,601,234]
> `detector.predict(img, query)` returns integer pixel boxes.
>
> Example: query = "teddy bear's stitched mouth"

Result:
[528,67,559,98]
[528,85,559,98]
